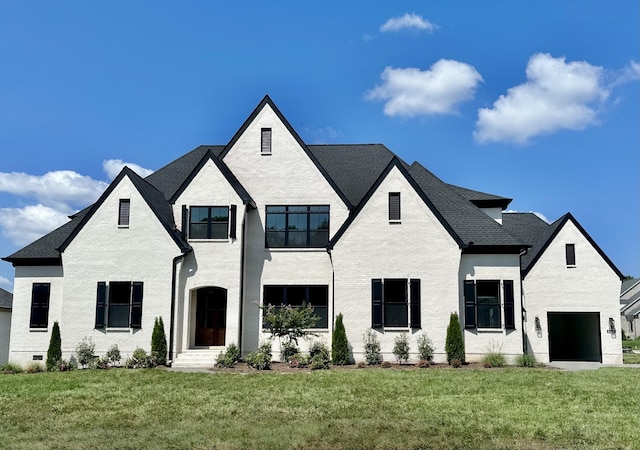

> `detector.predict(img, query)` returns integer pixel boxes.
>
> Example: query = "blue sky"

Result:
[0,1,638,290]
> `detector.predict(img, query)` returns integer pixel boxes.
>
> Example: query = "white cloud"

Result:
[474,53,610,144]
[0,170,107,210]
[366,59,483,117]
[103,159,154,180]
[0,204,70,246]
[608,60,640,88]
[0,159,153,247]
[0,275,11,289]
[380,13,437,33]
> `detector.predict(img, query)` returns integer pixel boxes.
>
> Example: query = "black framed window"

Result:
[263,285,328,328]
[389,192,401,221]
[464,280,514,329]
[189,206,229,240]
[261,128,272,154]
[118,199,130,226]
[95,281,143,329]
[265,206,329,248]
[566,243,576,266]
[30,283,50,328]
[371,278,421,328]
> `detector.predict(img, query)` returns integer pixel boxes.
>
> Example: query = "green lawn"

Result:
[0,367,639,449]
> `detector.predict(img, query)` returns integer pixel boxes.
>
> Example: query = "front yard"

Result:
[1,367,638,449]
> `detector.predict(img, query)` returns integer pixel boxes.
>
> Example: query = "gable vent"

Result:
[389,192,401,221]
[261,128,272,155]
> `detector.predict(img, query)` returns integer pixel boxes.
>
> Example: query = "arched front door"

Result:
[195,287,227,347]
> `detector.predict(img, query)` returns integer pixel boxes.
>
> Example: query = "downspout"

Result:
[169,253,186,364]
[519,248,528,354]
[326,247,335,335]
[238,205,249,355]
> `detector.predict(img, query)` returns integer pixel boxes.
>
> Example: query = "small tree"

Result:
[46,321,62,371]
[261,303,318,360]
[151,317,168,366]
[417,331,435,362]
[445,312,465,364]
[393,332,410,364]
[363,329,382,365]
[75,337,96,369]
[332,313,350,365]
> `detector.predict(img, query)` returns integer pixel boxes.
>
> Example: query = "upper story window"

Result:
[118,199,130,226]
[261,128,272,155]
[389,192,401,221]
[189,206,229,240]
[371,278,421,328]
[265,205,329,248]
[30,283,51,329]
[565,243,576,266]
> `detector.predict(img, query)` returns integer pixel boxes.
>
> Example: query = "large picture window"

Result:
[189,206,229,240]
[265,206,329,248]
[95,281,143,329]
[263,285,328,328]
[30,283,51,329]
[371,278,421,328]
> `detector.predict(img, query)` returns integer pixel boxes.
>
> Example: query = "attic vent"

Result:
[118,199,130,226]
[261,128,272,155]
[389,192,401,221]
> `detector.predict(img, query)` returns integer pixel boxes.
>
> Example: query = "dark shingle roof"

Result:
[0,287,12,309]
[621,278,640,295]
[447,184,512,209]
[308,144,395,207]
[408,162,524,249]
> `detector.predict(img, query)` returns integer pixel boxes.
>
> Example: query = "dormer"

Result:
[447,184,512,224]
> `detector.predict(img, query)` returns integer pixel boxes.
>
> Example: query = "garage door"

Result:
[548,312,602,362]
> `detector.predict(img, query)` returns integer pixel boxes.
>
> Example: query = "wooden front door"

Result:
[195,287,227,347]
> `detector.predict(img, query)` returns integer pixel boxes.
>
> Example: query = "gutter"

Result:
[169,252,188,364]
[519,247,528,354]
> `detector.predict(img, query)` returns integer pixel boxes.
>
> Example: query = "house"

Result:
[620,278,640,339]
[0,287,12,364]
[2,96,624,367]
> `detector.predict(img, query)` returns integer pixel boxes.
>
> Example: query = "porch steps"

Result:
[171,349,222,368]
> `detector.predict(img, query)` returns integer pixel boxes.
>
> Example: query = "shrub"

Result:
[75,337,96,369]
[1,362,24,374]
[151,317,168,366]
[482,351,506,368]
[445,312,465,364]
[416,332,435,362]
[289,354,309,368]
[46,321,62,371]
[280,340,300,363]
[216,343,241,368]
[246,342,272,370]
[54,359,77,372]
[25,362,45,373]
[309,341,331,370]
[450,358,462,368]
[106,344,121,366]
[417,359,430,368]
[125,347,157,369]
[516,353,538,368]
[332,313,350,365]
[363,329,382,365]
[96,356,110,370]
[392,333,410,364]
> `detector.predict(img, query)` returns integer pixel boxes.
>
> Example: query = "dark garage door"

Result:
[548,312,602,362]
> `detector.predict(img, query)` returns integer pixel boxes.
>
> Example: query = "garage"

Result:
[548,312,602,362]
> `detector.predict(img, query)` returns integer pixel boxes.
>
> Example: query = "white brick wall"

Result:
[524,220,622,364]
[332,166,461,363]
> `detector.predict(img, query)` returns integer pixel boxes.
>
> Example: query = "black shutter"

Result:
[389,193,401,221]
[130,282,143,328]
[503,280,515,329]
[372,279,383,328]
[464,280,476,329]
[95,282,107,328]
[181,205,188,240]
[30,283,50,328]
[410,279,421,328]
[229,205,237,239]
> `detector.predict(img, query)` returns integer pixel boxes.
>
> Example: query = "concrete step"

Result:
[171,349,222,368]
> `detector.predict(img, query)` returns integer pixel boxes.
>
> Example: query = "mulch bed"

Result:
[206,361,488,374]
